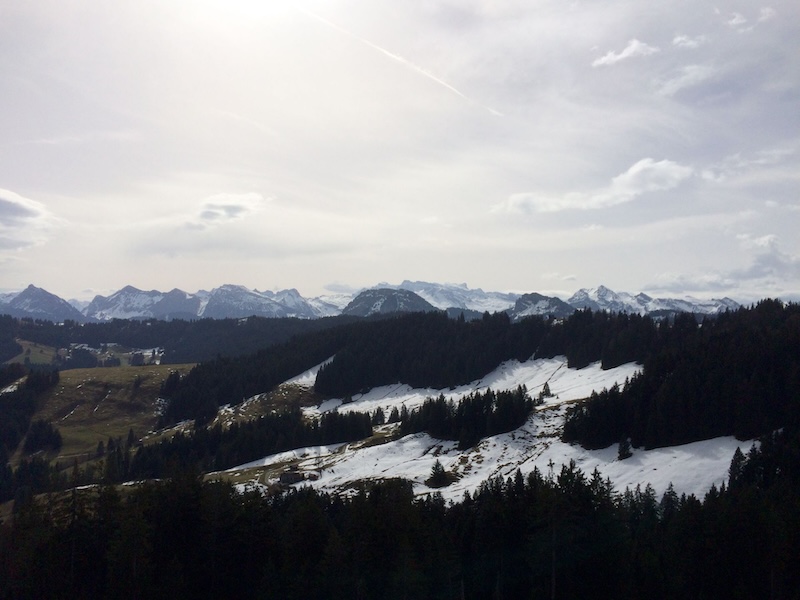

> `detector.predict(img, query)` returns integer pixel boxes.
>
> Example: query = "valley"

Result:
[1,299,798,599]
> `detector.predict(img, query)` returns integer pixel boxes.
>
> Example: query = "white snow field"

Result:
[230,356,754,503]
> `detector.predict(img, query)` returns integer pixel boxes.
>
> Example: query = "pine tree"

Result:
[428,459,449,488]
[618,437,632,460]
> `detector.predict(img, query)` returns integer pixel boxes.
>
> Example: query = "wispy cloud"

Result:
[725,7,777,32]
[592,39,659,67]
[657,64,716,96]
[727,13,748,28]
[701,147,796,182]
[758,7,777,22]
[496,158,693,213]
[300,8,503,116]
[672,34,708,49]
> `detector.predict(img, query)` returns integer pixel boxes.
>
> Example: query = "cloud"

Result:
[644,271,737,294]
[701,147,796,182]
[725,7,776,32]
[324,282,362,294]
[647,233,800,295]
[672,34,708,49]
[592,39,659,67]
[732,233,800,281]
[0,189,57,252]
[184,193,268,231]
[758,7,777,22]
[727,13,748,28]
[657,64,717,96]
[542,272,577,282]
[736,232,778,251]
[300,8,503,116]
[497,158,693,213]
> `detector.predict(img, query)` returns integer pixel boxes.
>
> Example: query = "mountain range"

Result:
[0,281,740,323]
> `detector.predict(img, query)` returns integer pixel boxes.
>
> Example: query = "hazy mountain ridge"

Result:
[567,285,739,316]
[0,281,741,323]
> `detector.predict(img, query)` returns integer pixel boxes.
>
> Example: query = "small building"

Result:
[279,470,305,485]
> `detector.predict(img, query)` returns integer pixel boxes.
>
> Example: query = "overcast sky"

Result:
[1,0,798,302]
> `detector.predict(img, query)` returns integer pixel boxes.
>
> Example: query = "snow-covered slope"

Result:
[257,288,320,319]
[199,284,287,319]
[225,356,754,502]
[84,285,168,320]
[306,294,352,317]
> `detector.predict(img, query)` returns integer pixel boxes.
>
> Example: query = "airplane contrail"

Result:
[299,8,503,117]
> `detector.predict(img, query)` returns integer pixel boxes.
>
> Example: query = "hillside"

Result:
[29,364,195,465]
[219,356,749,501]
[2,300,799,599]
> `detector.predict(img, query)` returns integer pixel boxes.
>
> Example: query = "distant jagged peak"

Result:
[163,287,193,298]
[377,280,518,312]
[5,283,87,322]
[116,284,145,294]
[568,285,741,315]
[211,283,255,294]
[509,292,574,320]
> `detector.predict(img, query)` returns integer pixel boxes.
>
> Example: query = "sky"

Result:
[1,0,798,302]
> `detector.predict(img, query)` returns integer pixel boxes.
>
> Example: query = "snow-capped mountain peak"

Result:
[384,280,519,313]
[567,286,738,316]
[4,284,87,322]
[1,282,742,323]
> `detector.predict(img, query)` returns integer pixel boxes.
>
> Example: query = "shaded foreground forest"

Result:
[3,425,799,599]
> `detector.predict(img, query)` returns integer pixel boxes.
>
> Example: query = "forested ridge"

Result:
[3,422,799,599]
[162,309,660,425]
[563,299,800,450]
[0,313,367,365]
